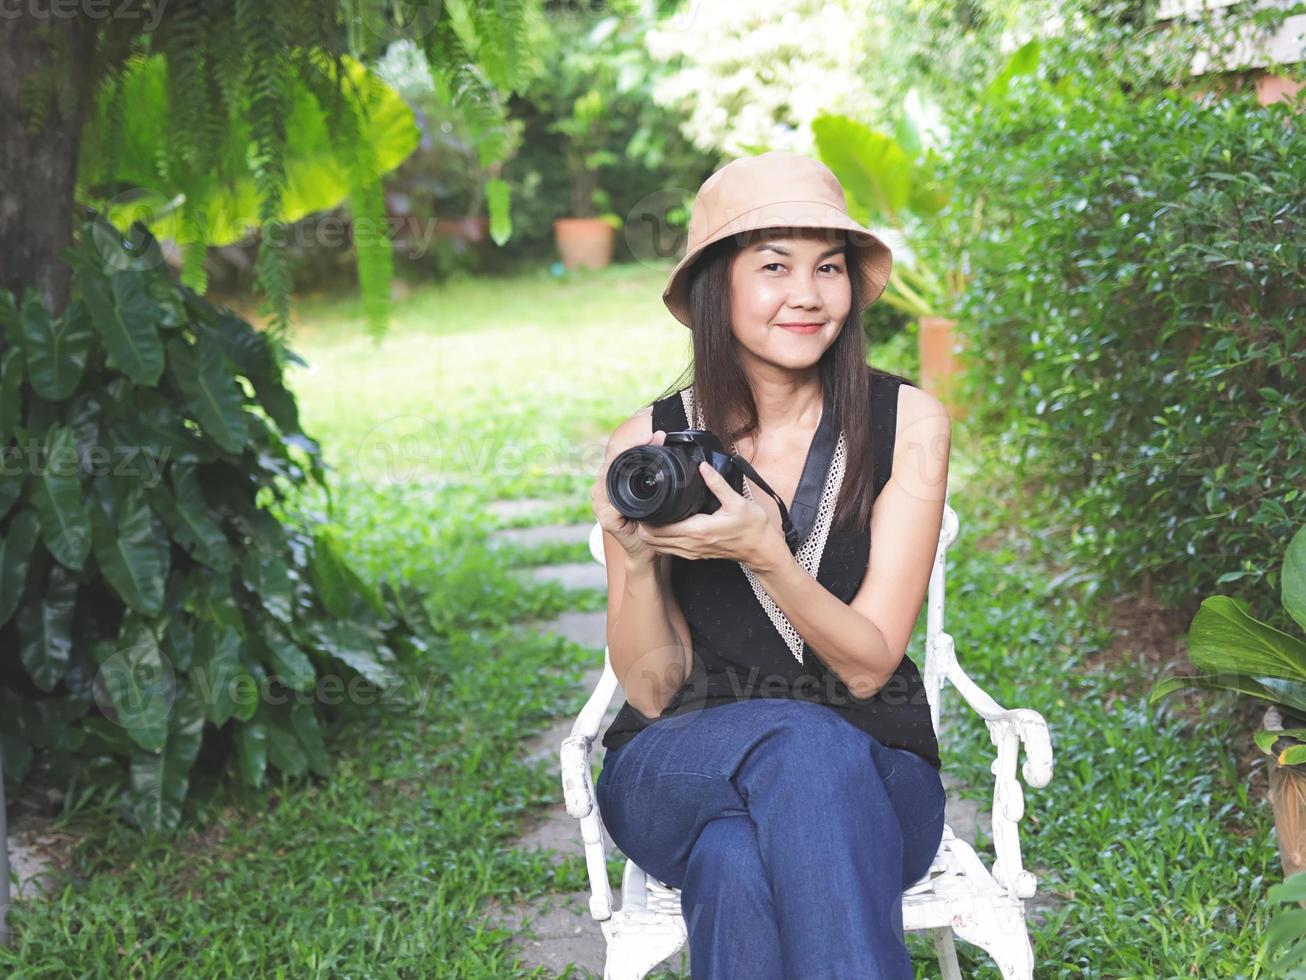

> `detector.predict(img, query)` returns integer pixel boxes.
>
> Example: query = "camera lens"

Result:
[607,443,711,523]
[629,467,660,501]
[608,446,677,519]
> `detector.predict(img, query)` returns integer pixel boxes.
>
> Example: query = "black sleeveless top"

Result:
[599,370,942,770]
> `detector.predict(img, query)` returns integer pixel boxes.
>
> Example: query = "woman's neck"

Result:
[746,370,823,433]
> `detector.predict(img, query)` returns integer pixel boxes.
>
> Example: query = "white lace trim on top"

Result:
[680,386,847,665]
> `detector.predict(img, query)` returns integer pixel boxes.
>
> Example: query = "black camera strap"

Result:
[727,452,802,555]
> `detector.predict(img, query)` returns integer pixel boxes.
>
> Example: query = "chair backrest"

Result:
[588,495,959,743]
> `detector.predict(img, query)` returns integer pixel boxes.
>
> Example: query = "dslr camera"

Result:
[605,429,800,553]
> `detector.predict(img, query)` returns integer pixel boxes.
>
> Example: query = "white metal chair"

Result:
[560,503,1055,979]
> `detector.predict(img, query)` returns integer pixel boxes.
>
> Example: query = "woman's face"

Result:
[727,229,851,370]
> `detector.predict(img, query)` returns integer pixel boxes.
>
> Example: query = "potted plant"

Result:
[812,92,968,419]
[1148,523,1306,877]
[813,42,1054,420]
[373,39,520,276]
[550,85,621,270]
[535,14,628,270]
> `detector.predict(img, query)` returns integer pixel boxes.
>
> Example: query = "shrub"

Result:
[0,219,438,831]
[937,75,1304,629]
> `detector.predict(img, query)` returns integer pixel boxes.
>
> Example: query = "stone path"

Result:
[481,498,1058,978]
[3,801,69,934]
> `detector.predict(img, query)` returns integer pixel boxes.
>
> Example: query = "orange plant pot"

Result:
[918,315,968,421]
[554,218,615,270]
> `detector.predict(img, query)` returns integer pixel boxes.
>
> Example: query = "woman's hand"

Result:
[636,462,788,571]
[591,428,667,566]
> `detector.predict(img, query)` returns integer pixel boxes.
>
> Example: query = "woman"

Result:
[589,151,951,979]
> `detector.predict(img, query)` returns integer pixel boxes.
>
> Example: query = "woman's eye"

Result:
[762,263,843,273]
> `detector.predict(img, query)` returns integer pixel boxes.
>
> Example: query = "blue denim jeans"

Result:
[596,698,946,979]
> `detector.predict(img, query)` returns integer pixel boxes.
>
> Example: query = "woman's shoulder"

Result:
[894,380,949,430]
[867,371,945,426]
[604,405,654,455]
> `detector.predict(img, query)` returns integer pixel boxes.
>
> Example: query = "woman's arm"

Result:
[599,410,694,720]
[606,548,692,720]
[747,385,951,698]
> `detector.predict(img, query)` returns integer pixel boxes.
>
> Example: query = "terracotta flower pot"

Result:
[554,217,614,270]
[918,315,968,421]
[1265,707,1306,887]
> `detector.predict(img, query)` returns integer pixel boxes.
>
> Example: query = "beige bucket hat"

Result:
[662,150,893,328]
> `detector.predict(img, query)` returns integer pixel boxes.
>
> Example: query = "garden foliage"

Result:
[0,221,437,831]
[937,58,1304,628]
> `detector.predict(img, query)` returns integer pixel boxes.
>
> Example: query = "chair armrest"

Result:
[932,631,1054,900]
[934,632,1053,789]
[560,650,622,920]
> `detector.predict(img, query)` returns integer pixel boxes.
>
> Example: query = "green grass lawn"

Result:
[0,261,1281,977]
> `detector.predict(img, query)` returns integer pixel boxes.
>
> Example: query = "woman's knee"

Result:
[683,815,768,905]
[750,701,871,777]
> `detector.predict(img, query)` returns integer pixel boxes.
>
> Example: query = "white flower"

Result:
[644,0,889,157]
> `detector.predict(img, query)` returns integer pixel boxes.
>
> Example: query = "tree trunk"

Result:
[0,13,99,317]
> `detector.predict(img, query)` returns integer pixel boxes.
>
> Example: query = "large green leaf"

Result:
[812,114,911,222]
[0,470,21,523]
[235,718,269,789]
[189,621,249,727]
[78,53,419,247]
[1187,594,1306,681]
[89,480,168,615]
[147,464,229,571]
[21,292,91,401]
[0,344,25,443]
[167,334,249,454]
[309,619,398,689]
[905,147,951,218]
[126,683,205,831]
[1284,524,1306,635]
[310,526,383,618]
[99,618,173,752]
[242,545,293,624]
[31,425,92,571]
[1149,671,1306,716]
[108,390,216,466]
[0,508,40,626]
[289,700,330,777]
[0,287,18,344]
[16,561,77,692]
[258,621,315,693]
[79,268,165,386]
[985,38,1041,102]
[258,701,308,779]
[485,176,513,246]
[163,614,196,673]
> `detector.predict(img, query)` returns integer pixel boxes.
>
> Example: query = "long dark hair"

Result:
[649,225,912,537]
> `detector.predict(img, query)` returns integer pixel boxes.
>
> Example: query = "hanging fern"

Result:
[65,0,534,360]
